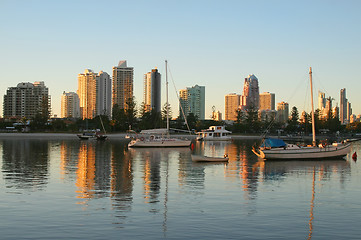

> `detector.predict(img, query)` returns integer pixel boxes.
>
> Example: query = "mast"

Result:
[165,60,169,136]
[309,67,316,146]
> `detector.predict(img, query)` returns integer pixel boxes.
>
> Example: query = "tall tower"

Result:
[96,71,112,117]
[340,88,347,124]
[259,92,275,111]
[112,60,134,110]
[277,101,289,123]
[78,69,97,119]
[3,81,50,119]
[179,85,205,120]
[318,91,326,110]
[143,68,161,112]
[241,74,259,110]
[61,92,80,118]
[225,93,241,121]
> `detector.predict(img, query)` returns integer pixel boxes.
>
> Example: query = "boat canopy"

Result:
[261,138,286,148]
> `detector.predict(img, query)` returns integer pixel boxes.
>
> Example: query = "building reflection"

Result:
[110,142,133,214]
[223,140,260,201]
[59,140,113,203]
[1,139,49,190]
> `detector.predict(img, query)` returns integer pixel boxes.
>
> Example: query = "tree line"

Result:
[1,98,361,135]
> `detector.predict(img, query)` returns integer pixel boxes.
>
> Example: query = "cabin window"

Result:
[209,133,212,136]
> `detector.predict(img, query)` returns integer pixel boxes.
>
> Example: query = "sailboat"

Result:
[95,115,107,140]
[128,60,192,148]
[252,67,351,160]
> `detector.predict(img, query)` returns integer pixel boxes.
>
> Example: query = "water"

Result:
[1,137,361,239]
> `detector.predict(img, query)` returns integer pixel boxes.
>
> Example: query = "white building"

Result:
[61,92,80,118]
[96,71,112,117]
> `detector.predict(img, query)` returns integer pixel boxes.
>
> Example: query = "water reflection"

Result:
[0,138,358,239]
[1,139,49,191]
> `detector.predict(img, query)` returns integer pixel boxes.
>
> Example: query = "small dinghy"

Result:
[191,154,229,162]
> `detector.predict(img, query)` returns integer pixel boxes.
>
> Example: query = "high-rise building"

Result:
[277,101,289,123]
[143,68,161,112]
[241,74,259,110]
[96,71,112,117]
[112,60,134,110]
[347,101,352,123]
[78,69,97,119]
[340,88,347,124]
[225,93,241,121]
[212,111,222,121]
[259,92,275,111]
[61,92,80,118]
[179,85,205,120]
[318,91,326,110]
[3,81,51,119]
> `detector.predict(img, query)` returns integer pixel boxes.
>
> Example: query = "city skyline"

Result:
[1,1,360,118]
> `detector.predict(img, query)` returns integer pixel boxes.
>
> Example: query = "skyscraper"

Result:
[143,68,161,112]
[259,92,275,111]
[78,69,97,119]
[225,93,241,121]
[96,71,112,117]
[3,81,51,119]
[179,85,205,120]
[61,92,80,118]
[318,91,326,110]
[277,101,289,123]
[340,88,347,124]
[241,74,259,110]
[112,60,134,110]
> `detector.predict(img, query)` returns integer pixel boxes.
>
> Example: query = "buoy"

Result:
[191,143,194,150]
[352,152,357,161]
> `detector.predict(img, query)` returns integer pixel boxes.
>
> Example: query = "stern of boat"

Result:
[252,146,266,159]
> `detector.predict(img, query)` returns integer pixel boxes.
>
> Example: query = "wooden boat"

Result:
[191,154,229,162]
[252,68,351,160]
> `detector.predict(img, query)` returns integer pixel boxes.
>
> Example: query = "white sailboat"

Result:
[128,60,192,148]
[253,67,351,160]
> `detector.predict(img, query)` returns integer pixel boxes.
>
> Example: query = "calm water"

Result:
[1,137,361,239]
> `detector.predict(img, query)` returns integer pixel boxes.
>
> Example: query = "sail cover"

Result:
[261,138,286,148]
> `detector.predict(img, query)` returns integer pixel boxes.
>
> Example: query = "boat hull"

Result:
[191,155,229,162]
[254,143,351,160]
[128,139,191,148]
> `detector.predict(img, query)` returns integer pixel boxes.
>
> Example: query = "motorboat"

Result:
[196,126,231,141]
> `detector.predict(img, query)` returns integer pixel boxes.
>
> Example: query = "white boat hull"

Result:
[128,138,191,148]
[253,143,351,160]
[197,136,232,141]
[191,155,229,162]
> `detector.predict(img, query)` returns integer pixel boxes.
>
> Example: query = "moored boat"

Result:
[196,126,231,141]
[252,67,351,160]
[191,154,229,162]
[128,60,191,148]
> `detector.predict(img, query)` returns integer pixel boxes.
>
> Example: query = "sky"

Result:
[1,0,360,119]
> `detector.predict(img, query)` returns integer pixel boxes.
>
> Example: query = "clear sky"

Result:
[1,0,360,118]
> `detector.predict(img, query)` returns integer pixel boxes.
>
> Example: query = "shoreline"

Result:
[0,132,263,140]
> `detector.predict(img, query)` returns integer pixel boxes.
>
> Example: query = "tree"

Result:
[186,113,198,130]
[161,102,172,126]
[286,106,299,132]
[125,97,137,130]
[245,106,260,133]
